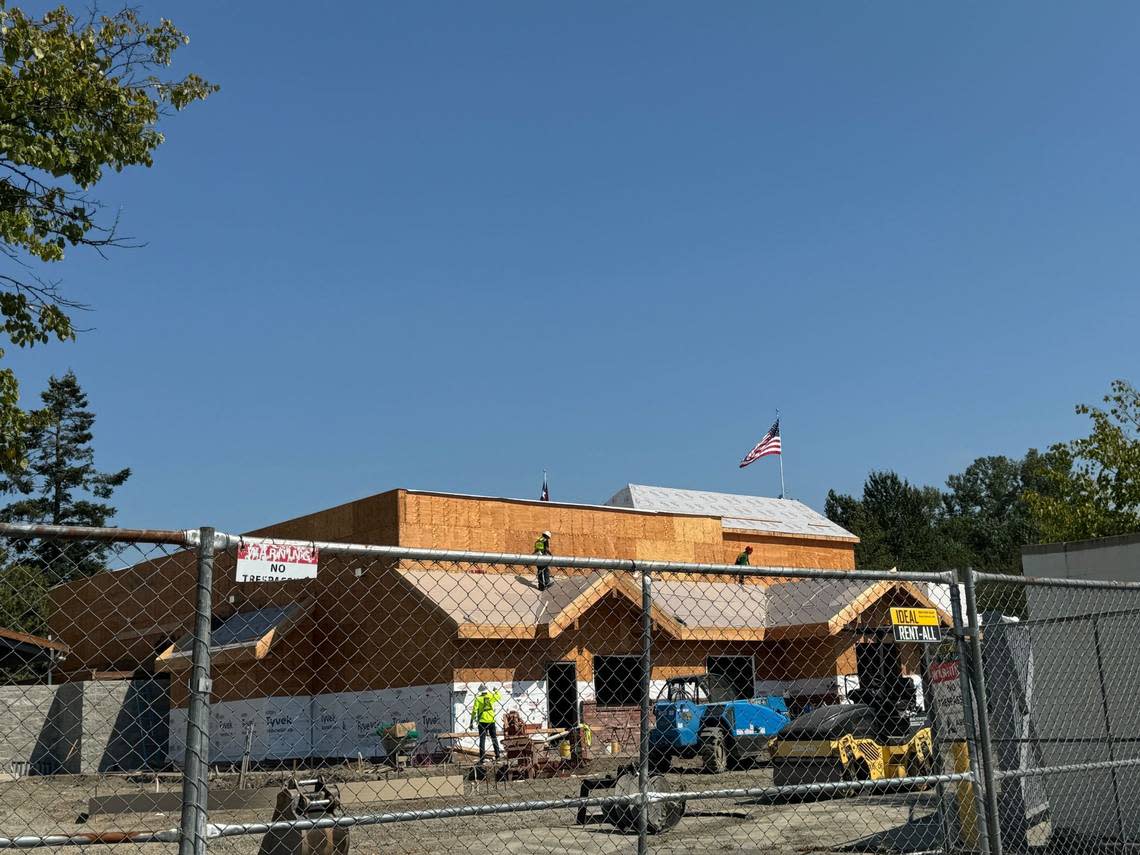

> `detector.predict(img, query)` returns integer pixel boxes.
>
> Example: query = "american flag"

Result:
[540,472,549,502]
[739,419,781,468]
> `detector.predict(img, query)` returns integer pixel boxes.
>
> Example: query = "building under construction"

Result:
[47,485,944,763]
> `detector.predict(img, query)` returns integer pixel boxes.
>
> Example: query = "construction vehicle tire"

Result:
[604,771,684,833]
[699,729,728,774]
[840,755,872,797]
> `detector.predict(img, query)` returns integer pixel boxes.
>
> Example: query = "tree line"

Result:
[826,379,1140,581]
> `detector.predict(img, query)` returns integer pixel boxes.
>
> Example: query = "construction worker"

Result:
[470,684,502,763]
[534,530,553,591]
[735,545,753,585]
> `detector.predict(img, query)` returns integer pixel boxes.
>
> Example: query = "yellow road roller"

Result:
[769,677,934,789]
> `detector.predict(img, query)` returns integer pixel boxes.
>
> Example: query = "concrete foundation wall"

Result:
[0,678,168,775]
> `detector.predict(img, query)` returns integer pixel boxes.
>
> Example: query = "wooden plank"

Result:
[764,622,830,641]
[548,574,618,636]
[0,627,69,653]
[457,623,537,640]
[676,627,765,642]
[828,580,891,635]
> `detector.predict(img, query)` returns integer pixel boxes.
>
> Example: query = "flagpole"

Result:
[776,410,785,499]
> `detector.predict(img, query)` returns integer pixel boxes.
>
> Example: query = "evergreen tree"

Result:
[825,470,962,572]
[1,371,129,582]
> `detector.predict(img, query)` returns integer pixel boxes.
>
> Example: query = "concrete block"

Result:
[0,678,168,775]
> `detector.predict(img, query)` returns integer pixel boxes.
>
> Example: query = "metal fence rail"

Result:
[1,523,1138,853]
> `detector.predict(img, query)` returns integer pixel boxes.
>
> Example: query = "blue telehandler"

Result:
[648,673,790,773]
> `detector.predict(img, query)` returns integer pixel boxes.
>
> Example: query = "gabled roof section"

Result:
[648,577,947,641]
[605,484,857,541]
[547,573,683,639]
[764,577,951,638]
[652,579,769,641]
[156,602,309,670]
[395,566,942,643]
[398,567,608,639]
[396,567,682,640]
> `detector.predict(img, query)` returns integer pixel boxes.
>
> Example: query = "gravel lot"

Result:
[0,761,997,854]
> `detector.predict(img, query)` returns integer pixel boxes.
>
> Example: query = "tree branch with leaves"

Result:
[1025,379,1140,542]
[0,2,216,474]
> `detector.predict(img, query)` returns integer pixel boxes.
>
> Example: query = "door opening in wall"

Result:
[546,662,578,728]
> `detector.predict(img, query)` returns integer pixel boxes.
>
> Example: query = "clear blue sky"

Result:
[8,1,1140,532]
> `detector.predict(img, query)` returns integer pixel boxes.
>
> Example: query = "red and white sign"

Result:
[930,659,965,740]
[236,542,319,583]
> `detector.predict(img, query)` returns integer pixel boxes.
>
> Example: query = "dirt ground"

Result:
[0,760,1026,854]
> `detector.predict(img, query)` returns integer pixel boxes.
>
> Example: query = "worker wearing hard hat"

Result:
[470,684,503,764]
[534,530,553,591]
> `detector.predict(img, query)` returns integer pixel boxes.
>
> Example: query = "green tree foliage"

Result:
[827,380,1140,614]
[828,450,1080,577]
[0,557,47,635]
[941,450,1066,575]
[1,370,129,581]
[0,3,215,474]
[0,553,51,680]
[826,471,962,571]
[1025,380,1140,542]
[828,455,1067,613]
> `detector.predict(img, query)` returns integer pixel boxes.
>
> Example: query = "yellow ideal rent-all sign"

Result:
[889,607,939,627]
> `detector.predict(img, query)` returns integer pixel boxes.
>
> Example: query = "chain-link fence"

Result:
[971,571,1140,853]
[0,524,198,850]
[2,522,1139,853]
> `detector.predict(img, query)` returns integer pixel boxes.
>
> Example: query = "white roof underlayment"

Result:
[605,484,856,540]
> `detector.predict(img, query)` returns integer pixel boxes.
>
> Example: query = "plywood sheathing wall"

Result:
[50,553,200,677]
[49,491,405,680]
[721,532,857,571]
[49,488,858,689]
[396,492,857,575]
[397,492,726,565]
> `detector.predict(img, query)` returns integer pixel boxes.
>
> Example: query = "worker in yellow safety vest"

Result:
[534,530,553,591]
[470,684,503,763]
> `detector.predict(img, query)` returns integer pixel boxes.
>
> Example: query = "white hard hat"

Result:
[542,531,552,538]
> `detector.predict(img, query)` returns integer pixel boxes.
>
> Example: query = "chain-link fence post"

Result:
[178,526,215,855]
[920,641,953,851]
[949,577,991,855]
[637,565,652,855]
[962,569,1003,855]
[1090,616,1126,839]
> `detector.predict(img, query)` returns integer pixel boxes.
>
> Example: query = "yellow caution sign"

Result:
[890,607,939,627]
